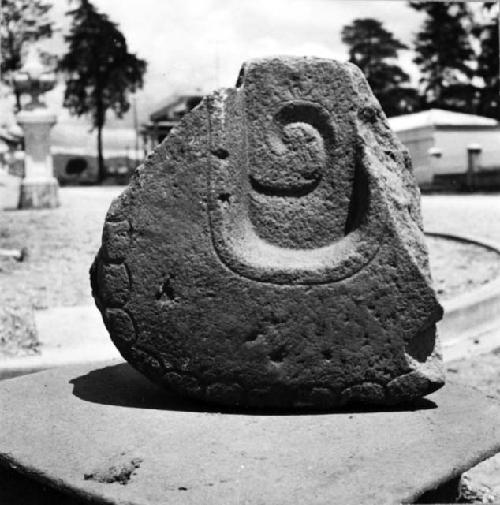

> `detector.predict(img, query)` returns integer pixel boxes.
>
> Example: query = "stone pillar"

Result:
[466,143,482,190]
[17,108,59,209]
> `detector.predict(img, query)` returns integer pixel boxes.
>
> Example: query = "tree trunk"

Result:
[95,88,105,183]
[97,123,105,183]
[15,90,22,112]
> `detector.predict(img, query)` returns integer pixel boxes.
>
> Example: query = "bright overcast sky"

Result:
[14,0,426,129]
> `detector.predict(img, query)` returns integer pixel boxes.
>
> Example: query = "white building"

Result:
[388,109,500,189]
[51,123,140,184]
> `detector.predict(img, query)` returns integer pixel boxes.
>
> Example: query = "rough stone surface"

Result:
[1,363,500,505]
[91,56,444,409]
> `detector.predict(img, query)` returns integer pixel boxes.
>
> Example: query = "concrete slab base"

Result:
[18,178,59,209]
[1,363,500,505]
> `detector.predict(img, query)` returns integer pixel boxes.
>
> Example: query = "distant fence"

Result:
[432,166,500,192]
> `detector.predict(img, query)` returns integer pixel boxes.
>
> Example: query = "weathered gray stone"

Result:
[1,363,499,505]
[91,56,444,408]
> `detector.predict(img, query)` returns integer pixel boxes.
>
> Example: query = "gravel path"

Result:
[0,187,121,356]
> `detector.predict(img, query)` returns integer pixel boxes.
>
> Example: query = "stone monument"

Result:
[13,42,59,209]
[91,56,444,409]
[3,56,500,505]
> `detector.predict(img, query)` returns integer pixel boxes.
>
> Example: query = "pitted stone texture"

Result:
[91,56,444,409]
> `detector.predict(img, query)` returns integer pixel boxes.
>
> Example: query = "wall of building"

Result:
[395,126,435,186]
[433,128,500,174]
[53,153,141,185]
[395,126,500,190]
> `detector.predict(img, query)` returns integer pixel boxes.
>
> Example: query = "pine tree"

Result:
[59,0,146,182]
[341,18,418,117]
[410,1,476,112]
[474,2,499,119]
[0,0,54,110]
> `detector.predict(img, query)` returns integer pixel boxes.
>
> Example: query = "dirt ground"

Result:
[0,187,117,309]
[0,187,119,356]
[422,194,500,244]
[427,235,500,300]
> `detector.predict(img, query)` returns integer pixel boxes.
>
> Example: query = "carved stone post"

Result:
[16,108,58,208]
[13,43,59,209]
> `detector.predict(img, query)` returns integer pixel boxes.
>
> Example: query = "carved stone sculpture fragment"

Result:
[91,57,444,409]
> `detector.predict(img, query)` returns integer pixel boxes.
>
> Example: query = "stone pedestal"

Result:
[1,362,500,504]
[16,108,59,209]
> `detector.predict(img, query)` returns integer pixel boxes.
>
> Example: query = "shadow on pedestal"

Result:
[0,466,86,505]
[1,362,500,505]
[69,362,437,415]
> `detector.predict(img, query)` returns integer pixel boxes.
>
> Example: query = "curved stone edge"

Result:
[425,230,500,258]
[2,368,500,505]
[105,332,443,410]
[90,226,444,409]
[87,204,445,407]
[404,444,500,504]
[0,455,112,505]
[425,230,500,362]
[90,223,444,408]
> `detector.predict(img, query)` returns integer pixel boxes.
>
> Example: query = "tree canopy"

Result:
[410,1,476,112]
[473,2,499,119]
[0,0,54,109]
[341,18,418,117]
[59,0,146,181]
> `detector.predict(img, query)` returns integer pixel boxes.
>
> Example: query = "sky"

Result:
[3,0,426,133]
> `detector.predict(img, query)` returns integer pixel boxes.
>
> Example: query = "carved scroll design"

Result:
[209,98,383,285]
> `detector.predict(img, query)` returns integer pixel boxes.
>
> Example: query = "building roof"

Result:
[150,94,203,122]
[388,109,499,132]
